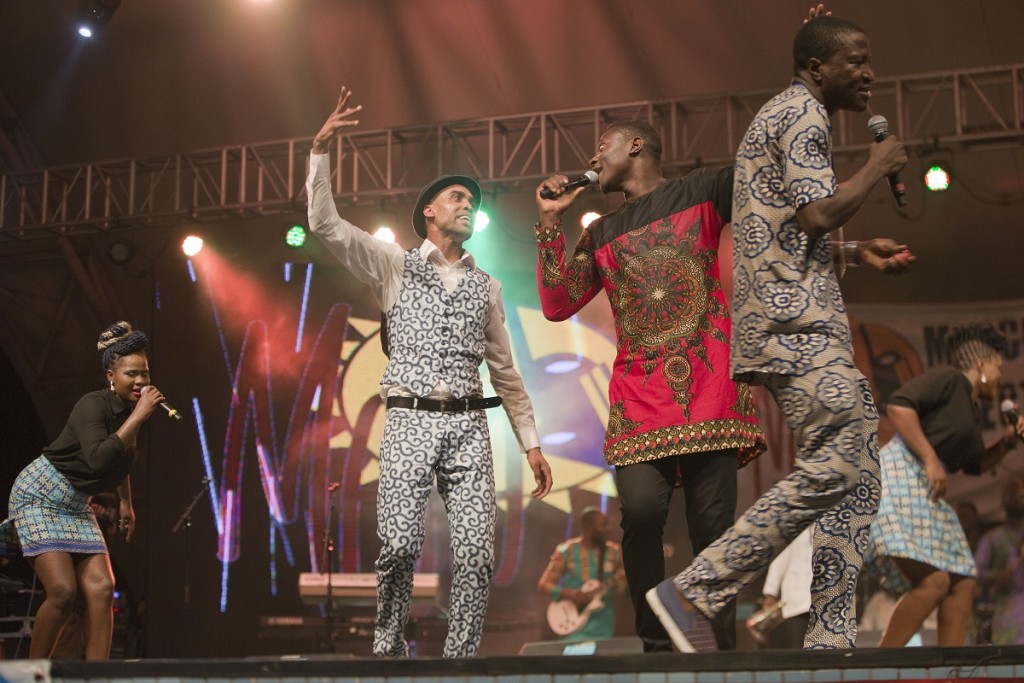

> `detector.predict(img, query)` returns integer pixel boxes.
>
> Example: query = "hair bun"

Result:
[97,320,134,350]
[98,321,149,370]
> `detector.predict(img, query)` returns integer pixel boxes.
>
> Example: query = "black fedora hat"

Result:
[412,175,482,239]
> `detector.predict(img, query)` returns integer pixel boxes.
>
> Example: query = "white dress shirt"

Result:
[762,526,813,619]
[306,152,540,453]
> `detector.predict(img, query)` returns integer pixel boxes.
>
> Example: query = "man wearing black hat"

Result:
[307,87,553,658]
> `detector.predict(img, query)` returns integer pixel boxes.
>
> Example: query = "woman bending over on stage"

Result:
[0,321,165,660]
[868,323,1024,647]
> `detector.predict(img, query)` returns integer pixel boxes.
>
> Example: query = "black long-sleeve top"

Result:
[42,388,135,495]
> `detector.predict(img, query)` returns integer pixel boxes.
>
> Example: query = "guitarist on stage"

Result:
[538,507,627,641]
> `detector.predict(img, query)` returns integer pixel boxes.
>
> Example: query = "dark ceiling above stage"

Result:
[0,0,1022,167]
[0,0,1022,307]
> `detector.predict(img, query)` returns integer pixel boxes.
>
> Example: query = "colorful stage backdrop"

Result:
[96,238,1024,656]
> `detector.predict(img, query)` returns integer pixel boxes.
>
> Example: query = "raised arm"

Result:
[977,411,1024,473]
[306,87,404,308]
[532,175,604,320]
[796,136,907,239]
[311,86,363,155]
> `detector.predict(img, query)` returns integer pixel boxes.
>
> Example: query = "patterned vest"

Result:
[381,250,490,397]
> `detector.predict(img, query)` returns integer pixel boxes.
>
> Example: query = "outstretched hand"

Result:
[312,86,363,155]
[858,238,915,275]
[804,4,831,23]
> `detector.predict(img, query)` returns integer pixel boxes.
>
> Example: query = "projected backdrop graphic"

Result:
[179,249,621,613]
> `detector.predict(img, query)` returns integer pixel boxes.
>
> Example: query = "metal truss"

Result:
[2,63,1022,240]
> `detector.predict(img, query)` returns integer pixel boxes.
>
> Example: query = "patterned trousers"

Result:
[674,364,881,648]
[374,407,495,658]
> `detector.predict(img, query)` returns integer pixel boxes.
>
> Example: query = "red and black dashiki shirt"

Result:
[535,167,766,468]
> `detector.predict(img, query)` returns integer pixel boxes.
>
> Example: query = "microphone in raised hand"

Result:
[142,385,183,420]
[1001,399,1022,442]
[867,115,907,208]
[539,170,599,199]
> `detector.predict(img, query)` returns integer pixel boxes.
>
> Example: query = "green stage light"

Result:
[285,224,307,248]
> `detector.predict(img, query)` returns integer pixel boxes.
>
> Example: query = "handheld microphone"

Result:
[540,170,599,199]
[142,385,183,420]
[866,115,907,208]
[158,402,182,420]
[1001,399,1021,427]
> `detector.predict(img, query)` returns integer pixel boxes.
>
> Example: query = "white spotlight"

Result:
[581,211,602,228]
[373,227,396,243]
[181,235,204,257]
[473,210,490,233]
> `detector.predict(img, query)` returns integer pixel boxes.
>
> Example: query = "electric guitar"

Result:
[546,578,613,636]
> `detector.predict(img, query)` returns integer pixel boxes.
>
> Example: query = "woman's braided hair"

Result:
[97,321,149,370]
[946,323,1006,372]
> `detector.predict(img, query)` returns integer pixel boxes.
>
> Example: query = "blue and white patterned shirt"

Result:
[730,83,854,380]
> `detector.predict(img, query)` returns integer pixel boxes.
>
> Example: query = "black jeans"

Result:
[614,449,738,651]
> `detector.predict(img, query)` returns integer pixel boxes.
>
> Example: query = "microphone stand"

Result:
[171,477,212,604]
[320,484,340,653]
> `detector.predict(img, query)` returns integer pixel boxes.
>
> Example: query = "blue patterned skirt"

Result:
[1,456,107,557]
[867,437,975,577]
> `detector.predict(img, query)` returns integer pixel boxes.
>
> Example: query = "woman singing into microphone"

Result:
[0,321,165,660]
[868,323,1024,647]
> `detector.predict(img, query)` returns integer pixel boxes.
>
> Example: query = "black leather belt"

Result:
[385,395,503,413]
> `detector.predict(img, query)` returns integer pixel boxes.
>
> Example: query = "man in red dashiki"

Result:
[533,119,766,651]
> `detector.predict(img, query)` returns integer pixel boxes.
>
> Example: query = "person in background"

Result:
[868,324,1023,647]
[755,526,813,649]
[975,479,1024,644]
[538,507,627,642]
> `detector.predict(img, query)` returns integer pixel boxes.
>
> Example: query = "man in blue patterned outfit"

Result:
[307,87,553,658]
[647,15,913,651]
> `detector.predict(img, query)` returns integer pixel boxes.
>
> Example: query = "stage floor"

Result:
[2,645,1024,683]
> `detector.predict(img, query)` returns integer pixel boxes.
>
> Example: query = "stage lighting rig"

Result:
[107,237,135,265]
[76,0,121,38]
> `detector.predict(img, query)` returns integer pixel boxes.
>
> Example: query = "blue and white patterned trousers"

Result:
[674,364,881,648]
[374,406,495,658]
